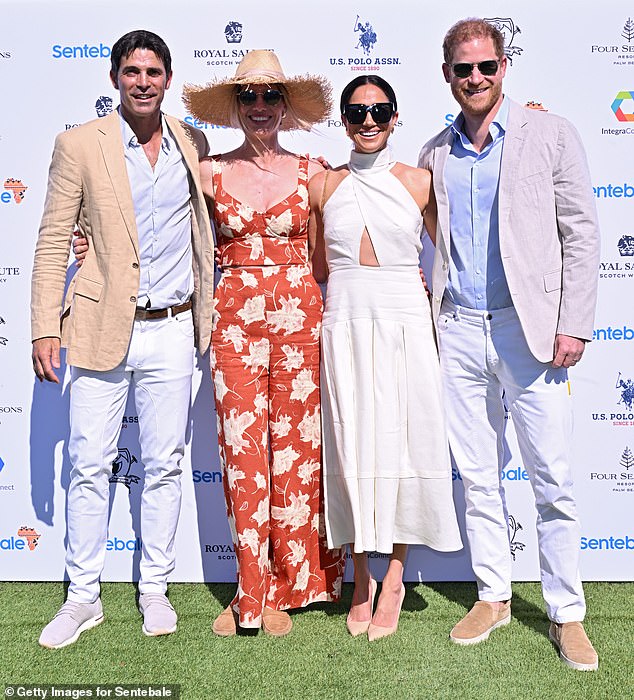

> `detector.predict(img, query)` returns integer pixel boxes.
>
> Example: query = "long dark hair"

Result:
[339,75,397,114]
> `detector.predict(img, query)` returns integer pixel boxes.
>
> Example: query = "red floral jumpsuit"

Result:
[210,155,344,628]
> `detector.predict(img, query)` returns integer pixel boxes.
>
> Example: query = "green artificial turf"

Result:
[0,582,630,700]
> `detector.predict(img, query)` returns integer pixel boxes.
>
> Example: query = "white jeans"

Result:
[438,301,586,623]
[66,311,194,602]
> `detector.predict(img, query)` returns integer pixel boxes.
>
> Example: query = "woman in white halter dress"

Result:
[309,76,461,640]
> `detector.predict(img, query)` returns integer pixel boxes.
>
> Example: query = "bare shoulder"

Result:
[307,157,325,180]
[308,165,349,209]
[391,162,431,192]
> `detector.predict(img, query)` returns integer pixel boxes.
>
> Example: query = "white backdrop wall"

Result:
[1,0,632,584]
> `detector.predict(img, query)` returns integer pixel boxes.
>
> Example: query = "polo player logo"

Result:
[616,373,634,411]
[484,17,523,64]
[110,447,140,488]
[617,235,634,256]
[95,96,113,118]
[354,15,377,55]
[225,21,243,44]
[508,515,525,560]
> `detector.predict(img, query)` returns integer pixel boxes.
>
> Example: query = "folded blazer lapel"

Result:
[433,138,452,256]
[165,115,199,176]
[499,100,529,232]
[96,112,139,256]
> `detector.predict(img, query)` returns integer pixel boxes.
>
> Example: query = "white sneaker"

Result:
[39,599,104,649]
[139,593,177,636]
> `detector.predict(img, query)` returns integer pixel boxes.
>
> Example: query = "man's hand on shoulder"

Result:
[32,337,62,384]
[552,334,586,369]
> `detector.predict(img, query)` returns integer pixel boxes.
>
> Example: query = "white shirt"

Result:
[119,109,193,310]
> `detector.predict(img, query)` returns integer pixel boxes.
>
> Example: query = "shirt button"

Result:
[132,262,139,269]
[130,296,137,303]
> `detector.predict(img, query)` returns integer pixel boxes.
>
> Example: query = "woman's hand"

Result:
[72,229,89,266]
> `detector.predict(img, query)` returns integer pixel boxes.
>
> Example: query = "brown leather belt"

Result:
[135,300,192,320]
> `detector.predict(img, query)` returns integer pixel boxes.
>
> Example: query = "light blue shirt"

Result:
[444,96,512,310]
[119,110,193,310]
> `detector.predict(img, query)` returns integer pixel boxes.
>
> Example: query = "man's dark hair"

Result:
[110,30,171,76]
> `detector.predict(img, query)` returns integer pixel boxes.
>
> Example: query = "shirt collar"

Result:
[451,95,509,146]
[118,107,171,153]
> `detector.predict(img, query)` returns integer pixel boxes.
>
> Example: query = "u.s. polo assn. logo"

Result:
[328,14,401,71]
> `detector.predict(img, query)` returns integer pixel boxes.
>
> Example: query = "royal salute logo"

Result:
[328,14,401,71]
[204,542,236,560]
[599,236,634,281]
[590,18,634,66]
[2,178,28,204]
[95,95,113,118]
[484,17,523,64]
[109,447,140,488]
[0,267,20,284]
[193,21,260,68]
[509,515,525,560]
[589,446,634,494]
[224,21,243,44]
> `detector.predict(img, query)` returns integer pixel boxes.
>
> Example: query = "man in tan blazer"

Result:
[419,19,600,670]
[31,30,214,648]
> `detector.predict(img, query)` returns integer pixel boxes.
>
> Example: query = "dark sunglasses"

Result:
[343,102,395,125]
[237,88,283,106]
[451,60,500,78]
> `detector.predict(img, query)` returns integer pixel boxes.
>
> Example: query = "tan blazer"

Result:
[31,111,214,371]
[419,99,600,363]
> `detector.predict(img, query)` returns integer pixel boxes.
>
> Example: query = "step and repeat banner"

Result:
[0,0,632,584]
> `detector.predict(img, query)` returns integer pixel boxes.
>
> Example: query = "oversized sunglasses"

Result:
[237,88,283,106]
[343,102,395,125]
[451,60,500,78]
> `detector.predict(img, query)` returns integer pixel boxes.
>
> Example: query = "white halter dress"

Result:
[320,147,462,554]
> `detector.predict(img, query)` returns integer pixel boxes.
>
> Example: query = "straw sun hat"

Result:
[182,49,332,131]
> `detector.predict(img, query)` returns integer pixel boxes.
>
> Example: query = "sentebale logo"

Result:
[2,178,28,204]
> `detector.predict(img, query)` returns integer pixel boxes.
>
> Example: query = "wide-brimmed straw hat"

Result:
[182,49,332,131]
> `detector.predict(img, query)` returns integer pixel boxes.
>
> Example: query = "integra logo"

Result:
[52,43,111,59]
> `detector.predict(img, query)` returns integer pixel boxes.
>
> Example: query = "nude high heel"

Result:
[346,578,377,637]
[367,584,405,641]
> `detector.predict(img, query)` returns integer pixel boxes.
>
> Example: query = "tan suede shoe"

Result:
[450,601,511,645]
[549,622,598,671]
[212,606,238,637]
[262,607,292,637]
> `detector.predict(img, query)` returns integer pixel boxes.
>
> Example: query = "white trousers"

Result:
[66,311,194,602]
[437,302,586,623]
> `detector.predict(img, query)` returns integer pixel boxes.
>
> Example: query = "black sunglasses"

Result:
[343,102,395,125]
[237,88,283,106]
[451,60,500,78]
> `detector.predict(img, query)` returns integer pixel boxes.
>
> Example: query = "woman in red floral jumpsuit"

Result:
[185,50,344,636]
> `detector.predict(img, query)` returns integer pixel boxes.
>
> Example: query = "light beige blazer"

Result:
[31,111,214,371]
[419,99,600,363]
